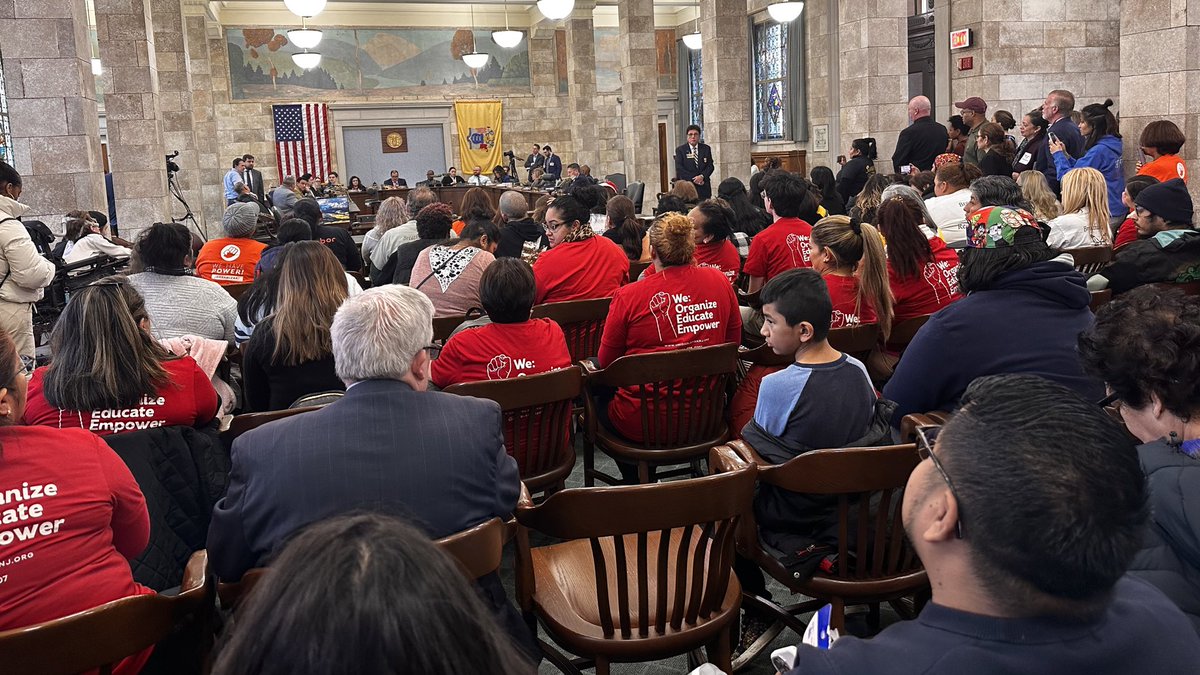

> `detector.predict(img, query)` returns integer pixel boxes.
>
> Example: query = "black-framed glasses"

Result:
[423,343,441,360]
[915,425,965,539]
[1096,391,1121,408]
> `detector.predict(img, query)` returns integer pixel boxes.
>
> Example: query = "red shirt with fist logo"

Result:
[742,217,814,281]
[430,318,573,389]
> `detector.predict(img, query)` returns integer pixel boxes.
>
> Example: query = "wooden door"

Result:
[657,122,668,194]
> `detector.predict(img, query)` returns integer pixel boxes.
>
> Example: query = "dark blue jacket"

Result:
[1041,118,1084,193]
[1130,439,1200,633]
[883,260,1103,424]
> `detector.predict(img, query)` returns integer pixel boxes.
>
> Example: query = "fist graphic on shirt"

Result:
[650,291,670,314]
[648,291,676,341]
[486,354,514,380]
[786,234,809,266]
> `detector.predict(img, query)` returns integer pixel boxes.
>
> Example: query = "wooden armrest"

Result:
[517,482,534,511]
[709,444,750,475]
[727,439,768,466]
[899,412,950,443]
[181,549,208,595]
[578,359,602,376]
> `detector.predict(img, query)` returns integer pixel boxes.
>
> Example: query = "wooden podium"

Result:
[750,149,807,176]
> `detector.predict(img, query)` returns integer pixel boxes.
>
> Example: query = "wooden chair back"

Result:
[221,405,320,448]
[516,464,756,639]
[629,260,652,281]
[738,342,793,369]
[218,520,508,609]
[1090,289,1113,312]
[1155,281,1200,296]
[432,314,468,343]
[444,367,583,492]
[223,281,253,302]
[1065,246,1113,275]
[586,343,739,450]
[885,315,930,353]
[714,441,923,584]
[531,297,611,362]
[0,551,210,675]
[828,323,880,361]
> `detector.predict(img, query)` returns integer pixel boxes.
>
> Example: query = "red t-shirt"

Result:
[598,265,742,441]
[1114,216,1138,250]
[0,426,153,674]
[23,357,219,436]
[644,240,741,285]
[742,217,813,281]
[533,235,630,304]
[824,274,877,328]
[431,319,573,389]
[888,237,962,323]
[195,237,267,285]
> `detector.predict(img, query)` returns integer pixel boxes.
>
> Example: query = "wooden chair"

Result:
[1090,288,1113,312]
[445,367,583,495]
[709,442,929,668]
[514,465,756,675]
[1065,246,1113,275]
[220,405,320,448]
[0,550,212,675]
[897,412,952,444]
[883,314,930,354]
[531,297,612,363]
[1154,281,1200,296]
[827,323,881,361]
[217,518,511,610]
[223,281,253,303]
[581,343,739,485]
[628,260,652,282]
[432,314,469,343]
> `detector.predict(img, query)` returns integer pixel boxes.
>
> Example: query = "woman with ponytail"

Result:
[875,196,962,323]
[809,215,894,339]
[1049,99,1126,226]
[835,137,878,210]
[602,195,651,263]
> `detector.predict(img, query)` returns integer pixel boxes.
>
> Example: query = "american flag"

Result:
[273,103,331,180]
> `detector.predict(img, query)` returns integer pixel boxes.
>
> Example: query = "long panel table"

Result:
[348,185,547,217]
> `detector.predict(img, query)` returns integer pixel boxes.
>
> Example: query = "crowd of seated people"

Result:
[3,91,1200,674]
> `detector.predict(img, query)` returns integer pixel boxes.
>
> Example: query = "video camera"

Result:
[165,150,181,175]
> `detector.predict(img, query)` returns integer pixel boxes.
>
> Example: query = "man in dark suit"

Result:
[1040,89,1084,194]
[541,145,562,181]
[241,154,265,204]
[523,143,544,183]
[674,124,715,199]
[207,284,528,650]
[892,96,949,173]
[381,170,407,189]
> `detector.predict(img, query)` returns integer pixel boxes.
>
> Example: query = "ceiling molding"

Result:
[209,1,695,28]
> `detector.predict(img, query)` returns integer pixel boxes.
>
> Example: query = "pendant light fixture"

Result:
[766,0,804,22]
[283,0,327,18]
[536,0,575,21]
[682,0,701,50]
[462,3,490,69]
[292,51,322,69]
[491,0,523,49]
[287,17,323,50]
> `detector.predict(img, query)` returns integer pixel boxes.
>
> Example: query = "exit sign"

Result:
[950,28,972,50]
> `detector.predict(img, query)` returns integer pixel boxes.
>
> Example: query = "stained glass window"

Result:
[0,49,10,165]
[687,48,703,128]
[753,21,788,142]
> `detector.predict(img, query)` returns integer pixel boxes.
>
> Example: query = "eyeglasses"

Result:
[1134,206,1149,217]
[915,425,965,539]
[423,343,441,360]
[543,219,569,234]
[1096,391,1121,409]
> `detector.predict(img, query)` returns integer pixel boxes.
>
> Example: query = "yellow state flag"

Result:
[454,99,504,175]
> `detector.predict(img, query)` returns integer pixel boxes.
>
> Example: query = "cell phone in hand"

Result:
[900,165,912,175]
[1047,131,1059,145]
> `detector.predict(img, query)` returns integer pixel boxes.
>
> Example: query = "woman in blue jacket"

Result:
[1049,99,1125,229]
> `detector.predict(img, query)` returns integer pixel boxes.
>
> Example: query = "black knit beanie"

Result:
[1135,178,1193,224]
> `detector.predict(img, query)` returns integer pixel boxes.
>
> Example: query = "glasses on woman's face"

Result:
[423,344,441,360]
[915,425,965,539]
[543,219,569,234]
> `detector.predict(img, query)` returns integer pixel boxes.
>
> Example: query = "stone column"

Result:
[185,14,226,232]
[565,1,600,169]
[95,0,170,236]
[838,0,908,164]
[1119,0,1199,206]
[0,0,106,225]
[151,0,204,232]
[617,0,659,204]
[700,0,751,187]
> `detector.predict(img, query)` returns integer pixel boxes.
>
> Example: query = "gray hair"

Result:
[881,184,938,230]
[498,190,528,220]
[282,175,297,187]
[331,286,434,385]
[233,181,247,193]
[375,196,411,233]
[970,175,1033,212]
[406,187,438,216]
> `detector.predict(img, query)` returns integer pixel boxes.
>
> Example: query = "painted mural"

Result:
[593,28,678,94]
[227,27,531,100]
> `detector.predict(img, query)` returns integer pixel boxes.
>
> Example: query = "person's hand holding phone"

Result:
[1047,133,1066,156]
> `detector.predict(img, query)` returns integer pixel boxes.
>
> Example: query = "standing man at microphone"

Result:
[674,125,715,200]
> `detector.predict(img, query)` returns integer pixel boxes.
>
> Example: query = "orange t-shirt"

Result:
[1138,154,1188,184]
[196,238,267,285]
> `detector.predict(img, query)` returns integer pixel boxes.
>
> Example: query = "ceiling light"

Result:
[537,0,575,20]
[491,30,523,49]
[292,51,322,69]
[767,0,804,22]
[283,0,327,18]
[463,52,490,69]
[287,27,323,50]
[682,31,702,50]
